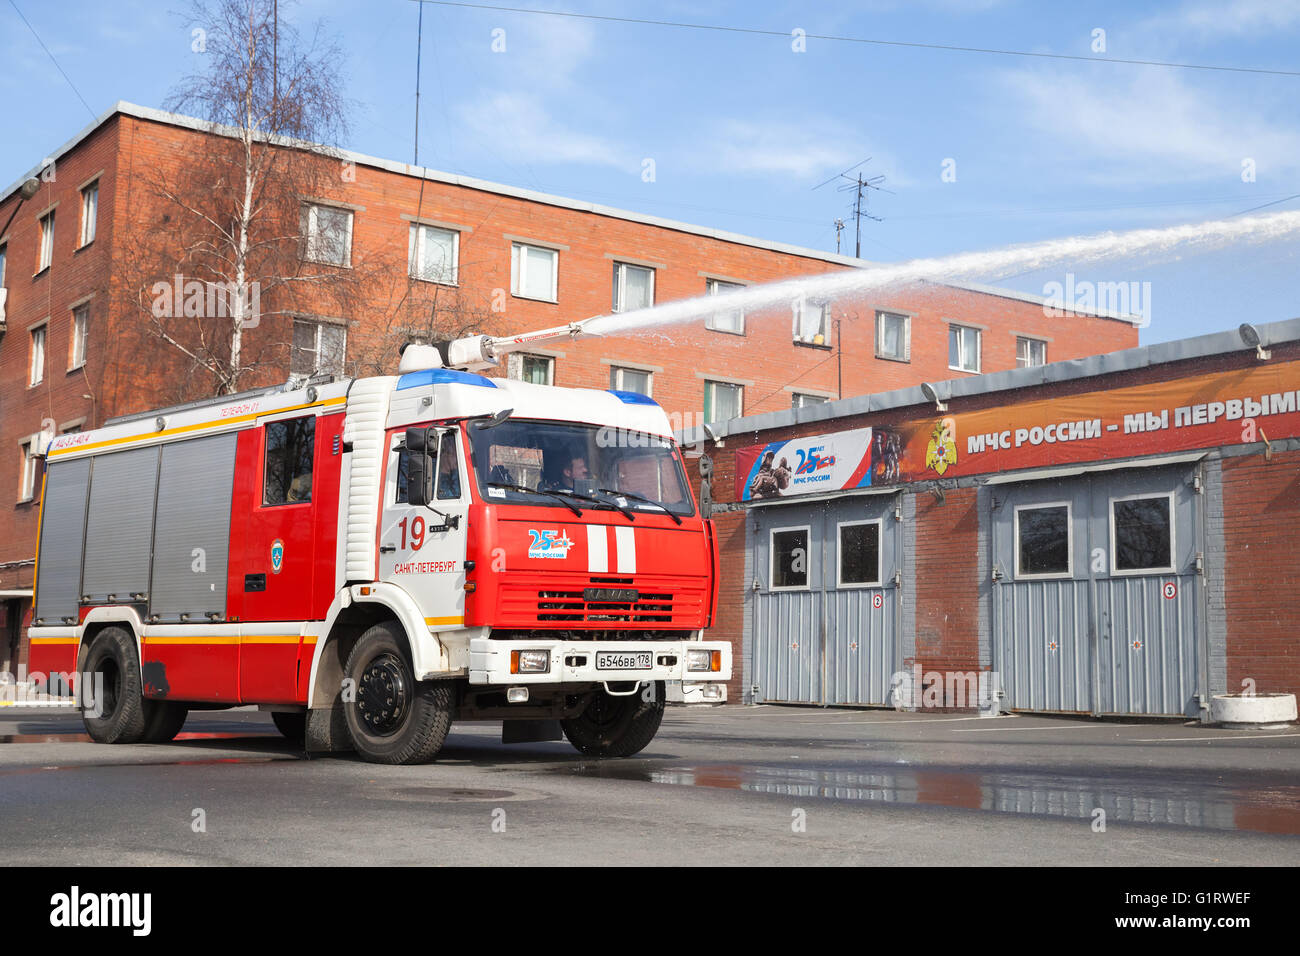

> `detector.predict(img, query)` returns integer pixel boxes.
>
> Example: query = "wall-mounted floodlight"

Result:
[0,178,41,241]
[1238,323,1271,361]
[920,382,948,412]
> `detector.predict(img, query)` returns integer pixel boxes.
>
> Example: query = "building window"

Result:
[291,319,347,377]
[705,278,745,333]
[70,305,89,369]
[1111,494,1174,574]
[262,417,315,505]
[18,440,38,502]
[507,352,553,385]
[609,365,652,396]
[704,380,742,422]
[1,242,8,287]
[1015,503,1071,578]
[876,311,910,361]
[29,325,46,385]
[792,298,830,346]
[838,520,881,587]
[37,211,54,273]
[949,324,981,373]
[1017,336,1047,368]
[771,527,810,590]
[408,223,458,284]
[791,392,829,410]
[612,261,654,313]
[302,203,352,267]
[79,183,98,247]
[510,242,559,301]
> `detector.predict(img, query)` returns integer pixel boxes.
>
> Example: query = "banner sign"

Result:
[734,359,1300,498]
[736,427,886,501]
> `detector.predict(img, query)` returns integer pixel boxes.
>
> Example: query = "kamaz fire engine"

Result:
[26,323,730,764]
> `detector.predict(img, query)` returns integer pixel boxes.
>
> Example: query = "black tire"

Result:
[141,702,189,743]
[342,622,454,765]
[271,710,307,744]
[81,626,150,744]
[562,681,665,758]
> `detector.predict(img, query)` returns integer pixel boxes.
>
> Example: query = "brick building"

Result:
[0,101,1138,673]
[684,318,1300,715]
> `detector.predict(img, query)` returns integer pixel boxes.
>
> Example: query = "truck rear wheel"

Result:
[342,622,453,765]
[561,681,665,758]
[81,626,150,744]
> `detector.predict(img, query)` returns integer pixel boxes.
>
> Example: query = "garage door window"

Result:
[1112,494,1174,574]
[771,527,810,590]
[1015,503,1071,578]
[838,520,881,587]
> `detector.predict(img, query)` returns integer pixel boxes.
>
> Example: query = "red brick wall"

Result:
[912,486,982,691]
[1222,449,1300,696]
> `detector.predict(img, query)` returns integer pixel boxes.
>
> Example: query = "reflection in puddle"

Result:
[585,763,1300,836]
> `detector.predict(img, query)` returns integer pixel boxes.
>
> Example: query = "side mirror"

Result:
[405,426,434,506]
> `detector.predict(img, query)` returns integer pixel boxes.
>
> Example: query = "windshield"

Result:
[468,420,695,517]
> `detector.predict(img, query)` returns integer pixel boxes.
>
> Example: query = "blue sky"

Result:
[3,0,1298,344]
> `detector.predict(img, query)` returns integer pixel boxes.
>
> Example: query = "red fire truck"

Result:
[27,326,730,764]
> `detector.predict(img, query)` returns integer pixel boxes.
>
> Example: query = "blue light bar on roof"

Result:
[396,369,498,390]
[607,389,660,406]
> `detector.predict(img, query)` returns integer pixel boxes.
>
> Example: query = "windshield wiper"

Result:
[568,489,638,523]
[487,482,583,516]
[596,488,684,525]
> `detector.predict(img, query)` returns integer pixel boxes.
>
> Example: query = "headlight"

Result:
[687,649,721,672]
[511,649,550,673]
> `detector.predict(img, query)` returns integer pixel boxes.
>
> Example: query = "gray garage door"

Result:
[752,493,901,706]
[990,464,1204,717]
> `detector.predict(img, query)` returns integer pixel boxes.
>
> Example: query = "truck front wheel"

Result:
[342,622,453,765]
[561,682,665,758]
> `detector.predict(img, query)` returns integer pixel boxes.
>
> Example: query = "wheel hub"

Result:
[356,654,409,737]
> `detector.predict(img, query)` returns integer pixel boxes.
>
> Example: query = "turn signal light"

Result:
[510,649,550,674]
[687,649,721,673]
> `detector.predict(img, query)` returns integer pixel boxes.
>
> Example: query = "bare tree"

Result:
[123,0,362,397]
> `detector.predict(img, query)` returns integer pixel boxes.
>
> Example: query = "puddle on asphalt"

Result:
[564,762,1300,836]
[0,731,273,744]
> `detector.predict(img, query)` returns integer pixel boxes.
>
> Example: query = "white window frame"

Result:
[770,524,812,592]
[836,518,883,589]
[18,440,38,502]
[408,223,458,285]
[303,203,353,267]
[704,379,743,422]
[1109,491,1176,577]
[1016,336,1047,368]
[609,365,653,397]
[37,211,54,273]
[291,318,347,377]
[1013,501,1074,580]
[79,182,98,247]
[29,324,46,386]
[792,297,830,346]
[0,241,7,288]
[612,261,654,313]
[705,278,745,334]
[510,242,559,302]
[949,323,981,373]
[791,392,829,409]
[70,304,89,370]
[507,352,554,385]
[876,310,911,361]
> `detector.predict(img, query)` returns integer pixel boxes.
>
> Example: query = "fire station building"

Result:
[685,318,1300,717]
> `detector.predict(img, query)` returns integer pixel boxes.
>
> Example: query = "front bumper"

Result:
[468,638,732,686]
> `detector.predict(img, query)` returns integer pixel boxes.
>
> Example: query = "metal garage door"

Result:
[991,464,1204,717]
[752,493,901,706]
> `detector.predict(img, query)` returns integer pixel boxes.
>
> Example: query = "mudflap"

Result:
[502,719,564,744]
[305,704,353,757]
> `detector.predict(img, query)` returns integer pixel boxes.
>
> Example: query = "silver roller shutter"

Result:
[81,446,160,602]
[34,458,92,625]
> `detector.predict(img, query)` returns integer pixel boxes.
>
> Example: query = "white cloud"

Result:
[456,91,631,170]
[1151,0,1300,37]
[1002,69,1300,184]
[691,118,907,185]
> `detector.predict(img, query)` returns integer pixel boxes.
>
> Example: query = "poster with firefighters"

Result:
[734,358,1300,500]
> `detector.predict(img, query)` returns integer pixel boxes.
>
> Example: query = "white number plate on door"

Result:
[596,651,652,670]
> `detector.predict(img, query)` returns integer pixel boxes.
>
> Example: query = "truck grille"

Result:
[498,574,705,629]
[538,588,674,623]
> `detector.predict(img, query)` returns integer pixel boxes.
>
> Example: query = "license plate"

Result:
[596,651,652,670]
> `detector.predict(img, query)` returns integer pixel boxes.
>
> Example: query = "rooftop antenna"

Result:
[814,159,889,258]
